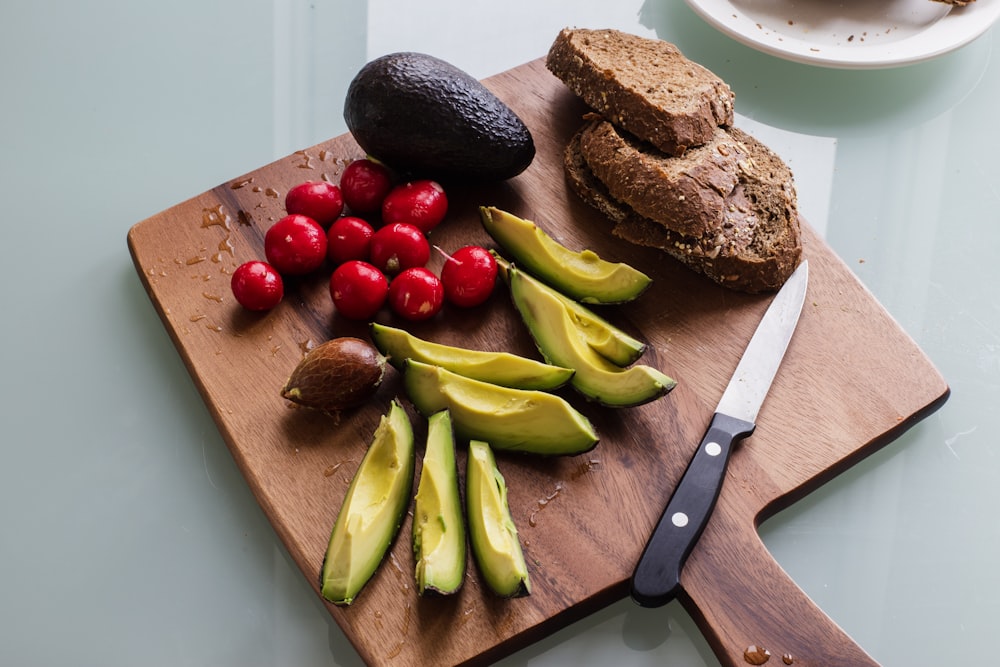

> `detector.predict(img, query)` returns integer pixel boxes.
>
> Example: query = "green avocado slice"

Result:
[413,410,466,596]
[466,440,530,597]
[403,359,598,456]
[370,323,573,391]
[481,206,651,304]
[493,253,646,367]
[509,266,676,408]
[320,400,415,605]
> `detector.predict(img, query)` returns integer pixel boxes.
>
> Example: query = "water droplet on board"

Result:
[400,602,412,634]
[186,256,206,265]
[202,292,224,303]
[212,236,234,262]
[570,458,601,480]
[782,654,794,665]
[294,150,314,169]
[388,552,404,575]
[744,645,771,665]
[230,176,254,189]
[299,338,317,355]
[189,314,206,322]
[452,606,475,630]
[323,463,342,477]
[386,641,404,660]
[528,483,564,527]
[237,210,253,226]
[201,204,231,230]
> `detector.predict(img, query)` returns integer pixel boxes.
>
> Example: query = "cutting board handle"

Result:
[679,499,881,667]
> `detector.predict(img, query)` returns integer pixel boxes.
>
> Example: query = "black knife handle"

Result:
[631,412,756,607]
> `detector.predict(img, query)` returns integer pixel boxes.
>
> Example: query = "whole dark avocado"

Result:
[344,52,535,183]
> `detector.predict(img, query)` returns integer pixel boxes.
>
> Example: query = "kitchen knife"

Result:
[631,260,809,608]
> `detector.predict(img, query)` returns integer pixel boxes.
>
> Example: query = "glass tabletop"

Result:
[2,1,996,665]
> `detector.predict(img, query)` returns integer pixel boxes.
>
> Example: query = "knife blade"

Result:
[631,260,809,608]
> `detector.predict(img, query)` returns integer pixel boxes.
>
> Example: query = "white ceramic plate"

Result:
[685,0,1000,68]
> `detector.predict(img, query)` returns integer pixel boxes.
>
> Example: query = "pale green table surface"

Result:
[2,2,996,665]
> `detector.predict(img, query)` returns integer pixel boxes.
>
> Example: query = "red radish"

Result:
[381,180,448,233]
[327,216,374,264]
[369,222,430,275]
[265,214,328,276]
[388,267,444,321]
[285,181,344,227]
[339,158,393,215]
[231,260,284,311]
[440,245,497,307]
[330,260,389,320]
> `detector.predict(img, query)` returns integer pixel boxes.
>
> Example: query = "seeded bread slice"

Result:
[564,126,802,293]
[546,28,735,156]
[578,119,753,238]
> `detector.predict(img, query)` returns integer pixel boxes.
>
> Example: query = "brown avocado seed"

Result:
[281,337,387,414]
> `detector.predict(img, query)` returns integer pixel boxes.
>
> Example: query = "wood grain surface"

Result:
[127,57,949,666]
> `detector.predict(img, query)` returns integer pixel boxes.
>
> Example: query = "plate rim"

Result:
[684,0,1000,69]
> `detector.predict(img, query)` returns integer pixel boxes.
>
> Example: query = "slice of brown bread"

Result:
[546,28,735,156]
[578,119,751,238]
[564,126,802,293]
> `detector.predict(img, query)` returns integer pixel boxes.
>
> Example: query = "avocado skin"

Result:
[344,52,535,183]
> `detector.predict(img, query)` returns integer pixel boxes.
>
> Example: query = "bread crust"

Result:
[579,119,749,237]
[546,28,735,156]
[550,27,801,292]
[564,127,801,293]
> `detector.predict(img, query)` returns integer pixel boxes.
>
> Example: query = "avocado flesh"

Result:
[344,52,534,183]
[481,207,651,304]
[403,359,598,456]
[370,323,573,391]
[494,254,646,366]
[466,440,530,597]
[564,304,645,368]
[413,410,466,596]
[320,400,415,605]
[510,267,676,408]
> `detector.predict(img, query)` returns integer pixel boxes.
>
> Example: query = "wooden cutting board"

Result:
[127,57,948,666]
